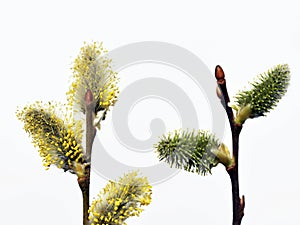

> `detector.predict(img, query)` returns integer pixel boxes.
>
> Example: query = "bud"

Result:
[85,89,93,105]
[234,104,252,125]
[215,65,225,83]
[211,143,234,168]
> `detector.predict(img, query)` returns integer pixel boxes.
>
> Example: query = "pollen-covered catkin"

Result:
[67,42,119,118]
[88,171,152,225]
[16,101,86,177]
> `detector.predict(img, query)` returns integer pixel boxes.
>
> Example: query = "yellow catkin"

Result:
[16,101,86,177]
[66,42,119,121]
[88,171,152,225]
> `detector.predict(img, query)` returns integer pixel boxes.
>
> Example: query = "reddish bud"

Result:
[85,90,93,105]
[215,65,225,81]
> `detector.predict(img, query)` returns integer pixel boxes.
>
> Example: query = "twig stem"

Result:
[78,90,97,225]
[215,66,245,225]
[78,172,90,225]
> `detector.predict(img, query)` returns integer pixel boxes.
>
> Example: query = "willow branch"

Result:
[215,65,245,225]
[78,174,90,225]
[78,90,97,225]
[85,90,97,161]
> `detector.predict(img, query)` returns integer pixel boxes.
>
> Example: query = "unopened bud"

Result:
[85,90,93,105]
[215,65,225,82]
[212,143,234,168]
[234,104,252,125]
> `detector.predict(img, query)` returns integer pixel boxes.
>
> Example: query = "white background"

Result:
[1,0,300,224]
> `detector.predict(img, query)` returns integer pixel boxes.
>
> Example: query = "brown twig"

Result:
[78,90,97,225]
[215,65,245,225]
[85,90,97,161]
[78,173,90,225]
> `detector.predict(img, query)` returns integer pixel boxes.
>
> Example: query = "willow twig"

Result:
[78,90,97,225]
[215,65,245,225]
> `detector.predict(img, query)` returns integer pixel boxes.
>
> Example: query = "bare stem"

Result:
[228,125,244,225]
[85,90,97,161]
[215,65,245,225]
[78,171,90,225]
[78,90,97,225]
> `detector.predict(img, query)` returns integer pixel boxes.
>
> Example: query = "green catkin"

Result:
[155,130,221,175]
[234,64,290,124]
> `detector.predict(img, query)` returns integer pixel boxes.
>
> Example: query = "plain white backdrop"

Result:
[1,0,300,224]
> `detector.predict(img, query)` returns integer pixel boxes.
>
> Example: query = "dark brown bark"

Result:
[228,125,244,225]
[215,65,245,225]
[78,172,90,225]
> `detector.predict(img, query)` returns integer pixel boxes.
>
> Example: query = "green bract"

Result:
[234,64,290,124]
[155,130,221,175]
